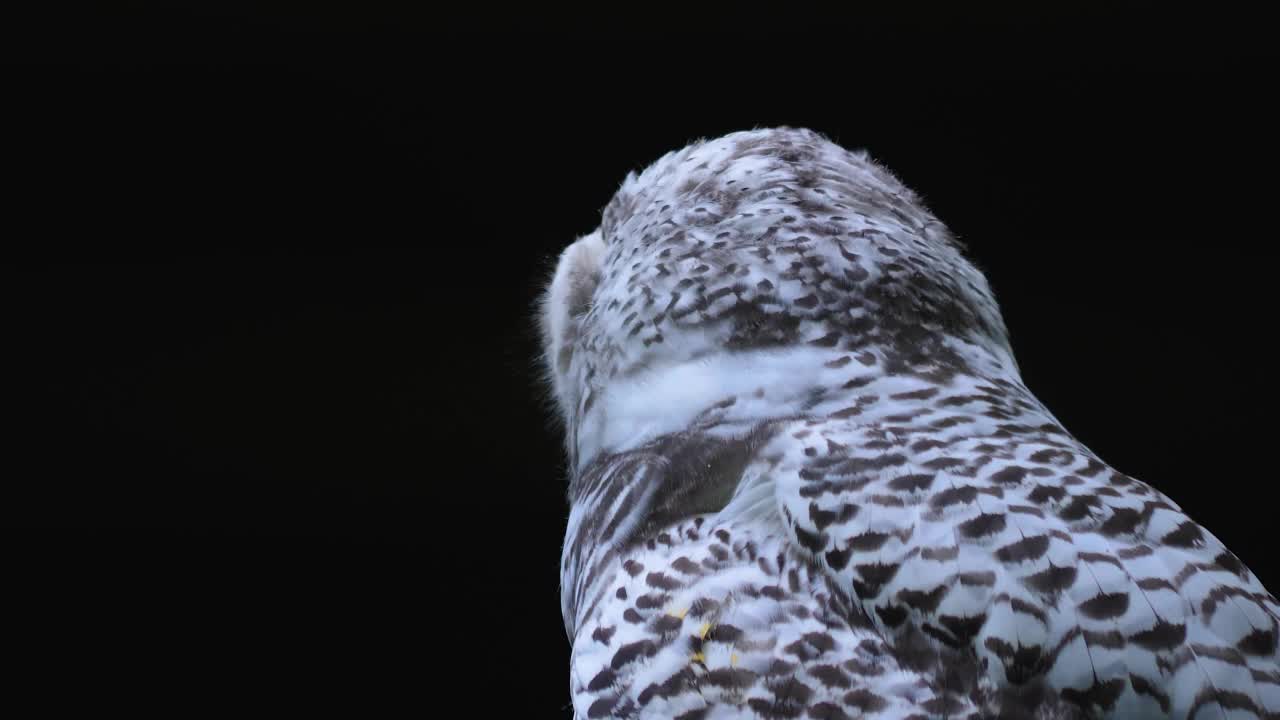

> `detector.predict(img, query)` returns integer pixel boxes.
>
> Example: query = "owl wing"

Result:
[564,438,990,719]
[764,413,1280,717]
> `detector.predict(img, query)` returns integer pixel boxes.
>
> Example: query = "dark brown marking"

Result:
[853,562,901,597]
[809,664,851,689]
[806,702,852,720]
[671,556,700,575]
[939,613,987,645]
[921,456,964,470]
[635,593,668,610]
[1025,563,1078,595]
[1084,630,1125,649]
[890,388,940,401]
[1129,619,1186,651]
[959,512,1006,538]
[995,535,1050,564]
[989,466,1028,485]
[1078,552,1123,569]
[842,689,888,713]
[1078,592,1130,620]
[1100,508,1142,536]
[1161,520,1204,548]
[707,624,743,644]
[875,604,908,628]
[587,668,616,691]
[1010,597,1049,625]
[959,571,996,587]
[847,531,893,552]
[1239,627,1278,656]
[1118,544,1154,559]
[1058,494,1101,521]
[1027,484,1067,504]
[646,572,682,591]
[1186,687,1264,719]
[921,545,959,561]
[887,473,934,492]
[983,636,1050,685]
[610,639,658,669]
[704,668,757,689]
[1214,550,1246,576]
[652,614,682,634]
[1061,678,1125,713]
[1136,577,1176,592]
[897,585,948,613]
[587,697,618,718]
[825,545,851,571]
[792,523,828,554]
[931,485,979,508]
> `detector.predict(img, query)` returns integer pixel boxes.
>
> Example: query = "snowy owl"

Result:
[539,127,1279,719]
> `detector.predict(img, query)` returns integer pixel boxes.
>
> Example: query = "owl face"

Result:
[542,128,1014,471]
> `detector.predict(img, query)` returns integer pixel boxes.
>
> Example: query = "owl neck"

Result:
[560,333,1065,635]
[571,332,1052,476]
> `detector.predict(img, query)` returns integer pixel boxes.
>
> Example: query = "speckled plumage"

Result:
[540,127,1280,719]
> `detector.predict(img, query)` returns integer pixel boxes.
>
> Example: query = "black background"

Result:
[3,5,1276,714]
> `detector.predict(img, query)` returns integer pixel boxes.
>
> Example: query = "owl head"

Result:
[541,127,1015,471]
